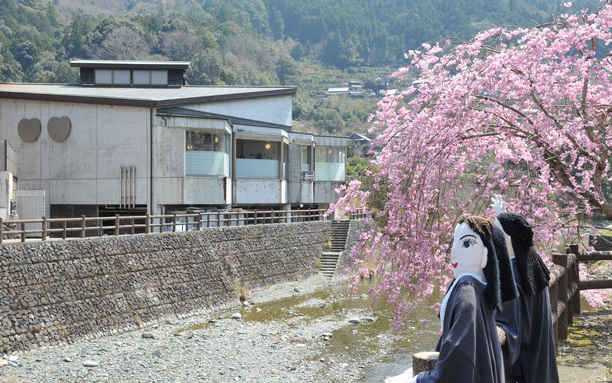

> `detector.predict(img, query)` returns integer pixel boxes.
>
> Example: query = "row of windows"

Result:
[185,131,345,181]
[186,131,228,152]
[95,69,168,86]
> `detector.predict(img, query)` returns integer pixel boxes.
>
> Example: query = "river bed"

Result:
[240,276,442,382]
[1,274,605,382]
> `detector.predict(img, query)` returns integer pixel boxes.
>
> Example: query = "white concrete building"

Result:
[0,60,347,223]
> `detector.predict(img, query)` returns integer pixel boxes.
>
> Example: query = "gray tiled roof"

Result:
[0,83,297,108]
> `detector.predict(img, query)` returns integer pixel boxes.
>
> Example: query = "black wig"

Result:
[497,212,550,296]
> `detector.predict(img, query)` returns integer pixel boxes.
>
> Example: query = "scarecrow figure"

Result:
[387,215,517,383]
[491,195,559,383]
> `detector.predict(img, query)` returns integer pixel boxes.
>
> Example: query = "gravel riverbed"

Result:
[0,275,406,383]
[0,273,609,383]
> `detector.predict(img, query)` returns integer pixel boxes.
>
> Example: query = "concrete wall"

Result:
[0,221,330,352]
[314,181,345,204]
[234,179,287,205]
[287,143,313,205]
[0,100,151,213]
[189,96,293,127]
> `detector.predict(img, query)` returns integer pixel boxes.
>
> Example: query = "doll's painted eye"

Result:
[462,238,477,248]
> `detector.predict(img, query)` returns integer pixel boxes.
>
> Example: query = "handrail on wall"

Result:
[0,208,345,244]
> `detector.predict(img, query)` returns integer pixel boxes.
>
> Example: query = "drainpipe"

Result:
[232,132,237,206]
[150,108,154,215]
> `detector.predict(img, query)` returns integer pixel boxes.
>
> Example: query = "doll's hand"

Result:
[385,368,417,383]
[490,194,506,215]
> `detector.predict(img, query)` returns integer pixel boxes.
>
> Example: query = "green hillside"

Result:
[0,0,601,136]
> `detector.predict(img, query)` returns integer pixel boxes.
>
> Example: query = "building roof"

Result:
[349,133,370,142]
[0,83,297,108]
[313,135,349,146]
[71,60,193,75]
[157,107,291,130]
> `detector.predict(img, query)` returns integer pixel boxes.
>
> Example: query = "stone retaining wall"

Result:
[0,221,330,352]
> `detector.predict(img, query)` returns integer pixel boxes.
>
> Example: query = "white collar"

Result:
[456,271,487,285]
[440,272,487,327]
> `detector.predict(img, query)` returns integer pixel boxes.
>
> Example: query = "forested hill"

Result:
[263,0,589,68]
[42,0,597,69]
[1,0,600,81]
[0,0,601,136]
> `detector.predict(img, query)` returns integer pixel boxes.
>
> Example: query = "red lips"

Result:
[452,263,458,268]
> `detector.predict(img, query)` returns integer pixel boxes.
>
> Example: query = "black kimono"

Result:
[495,212,559,383]
[416,275,504,383]
[497,258,559,383]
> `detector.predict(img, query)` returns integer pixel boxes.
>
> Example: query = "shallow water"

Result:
[238,281,443,381]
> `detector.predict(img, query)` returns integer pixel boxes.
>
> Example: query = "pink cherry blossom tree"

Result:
[332,1,612,325]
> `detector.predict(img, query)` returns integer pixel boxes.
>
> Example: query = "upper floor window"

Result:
[301,146,312,172]
[92,69,171,87]
[95,69,130,85]
[185,131,229,177]
[315,147,346,182]
[236,139,284,178]
[133,70,168,86]
[72,60,191,87]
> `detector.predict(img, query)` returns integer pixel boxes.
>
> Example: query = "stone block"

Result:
[45,282,73,304]
[70,278,100,300]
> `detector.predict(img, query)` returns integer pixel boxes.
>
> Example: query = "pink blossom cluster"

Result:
[331,0,612,326]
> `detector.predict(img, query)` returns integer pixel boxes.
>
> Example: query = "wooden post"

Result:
[145,213,150,234]
[173,213,177,232]
[20,222,25,242]
[81,215,86,239]
[566,253,574,327]
[115,214,120,236]
[62,220,67,240]
[412,352,439,376]
[549,275,559,348]
[570,244,581,315]
[42,216,47,241]
[553,253,568,341]
[565,245,579,325]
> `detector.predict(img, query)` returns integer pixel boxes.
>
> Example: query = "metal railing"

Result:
[0,208,331,243]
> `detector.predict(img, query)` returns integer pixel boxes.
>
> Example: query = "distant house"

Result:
[375,76,389,95]
[328,81,367,98]
[0,60,348,224]
[327,87,349,96]
[348,81,362,90]
[348,133,371,156]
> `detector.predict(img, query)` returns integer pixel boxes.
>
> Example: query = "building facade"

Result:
[0,60,347,222]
